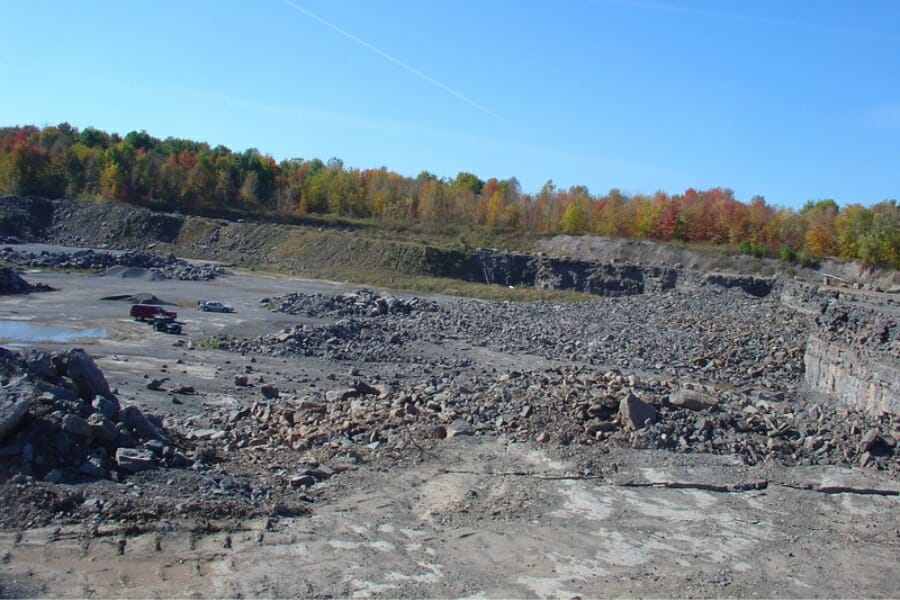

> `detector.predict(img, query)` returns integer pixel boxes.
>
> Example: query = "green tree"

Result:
[559,201,586,233]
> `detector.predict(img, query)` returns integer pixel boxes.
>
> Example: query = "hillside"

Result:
[1,123,897,270]
[1,196,897,298]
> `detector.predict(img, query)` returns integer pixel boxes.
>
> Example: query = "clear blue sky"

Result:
[2,0,898,208]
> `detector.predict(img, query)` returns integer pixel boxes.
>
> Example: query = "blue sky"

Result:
[2,0,898,208]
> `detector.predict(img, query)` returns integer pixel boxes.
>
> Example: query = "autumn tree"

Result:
[801,199,839,256]
[1,123,896,267]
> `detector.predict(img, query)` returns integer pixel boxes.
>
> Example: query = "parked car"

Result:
[130,304,177,321]
[197,300,234,313]
[152,316,182,334]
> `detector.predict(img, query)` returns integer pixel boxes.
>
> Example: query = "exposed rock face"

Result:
[705,274,773,297]
[419,247,779,297]
[785,282,900,417]
[424,247,681,296]
[1,195,781,298]
[805,337,899,416]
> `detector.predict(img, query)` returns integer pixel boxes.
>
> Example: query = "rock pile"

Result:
[203,285,897,473]
[0,348,192,483]
[224,290,435,361]
[200,364,898,473]
[0,247,225,280]
[496,367,898,471]
[263,289,435,318]
[0,266,53,294]
[244,285,808,392]
[221,319,408,362]
[812,299,898,354]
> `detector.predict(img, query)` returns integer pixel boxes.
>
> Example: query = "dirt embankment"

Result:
[536,233,900,291]
[5,195,897,292]
[0,196,775,296]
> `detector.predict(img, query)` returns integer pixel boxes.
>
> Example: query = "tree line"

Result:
[1,123,896,268]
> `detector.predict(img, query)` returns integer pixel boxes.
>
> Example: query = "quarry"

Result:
[0,196,897,598]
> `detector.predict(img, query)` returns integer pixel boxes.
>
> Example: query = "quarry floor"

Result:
[0,264,898,598]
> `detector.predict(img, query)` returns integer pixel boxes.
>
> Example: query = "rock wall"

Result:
[784,282,900,416]
[804,336,899,416]
[424,248,681,296]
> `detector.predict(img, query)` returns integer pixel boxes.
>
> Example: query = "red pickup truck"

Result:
[130,304,177,322]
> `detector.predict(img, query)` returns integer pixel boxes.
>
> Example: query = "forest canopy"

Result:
[0,123,897,268]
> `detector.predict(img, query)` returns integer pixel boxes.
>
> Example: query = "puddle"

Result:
[0,321,107,343]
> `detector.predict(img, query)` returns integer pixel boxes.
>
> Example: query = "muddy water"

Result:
[0,320,107,343]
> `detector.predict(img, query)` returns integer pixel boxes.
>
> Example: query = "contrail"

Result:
[282,0,500,118]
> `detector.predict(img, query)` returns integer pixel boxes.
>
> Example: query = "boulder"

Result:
[447,419,474,437]
[118,405,165,441]
[0,378,31,442]
[352,380,380,396]
[857,428,882,454]
[0,266,34,294]
[619,392,657,430]
[61,414,93,439]
[670,385,719,411]
[65,349,111,400]
[0,398,29,443]
[24,350,56,379]
[44,468,64,483]
[115,447,156,473]
[88,413,119,444]
[79,458,107,478]
[92,395,120,420]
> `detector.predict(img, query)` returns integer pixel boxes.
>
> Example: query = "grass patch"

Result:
[196,337,228,350]
[232,264,593,302]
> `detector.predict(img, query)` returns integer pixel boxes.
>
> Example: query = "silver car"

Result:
[198,300,234,313]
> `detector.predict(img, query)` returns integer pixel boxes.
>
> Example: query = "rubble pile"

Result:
[414,287,808,390]
[198,365,897,474]
[813,300,898,354]
[263,289,436,318]
[0,348,192,484]
[500,367,898,470]
[0,247,225,280]
[221,289,438,361]
[223,319,409,362]
[0,266,53,294]
[197,285,898,473]
[251,286,808,392]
